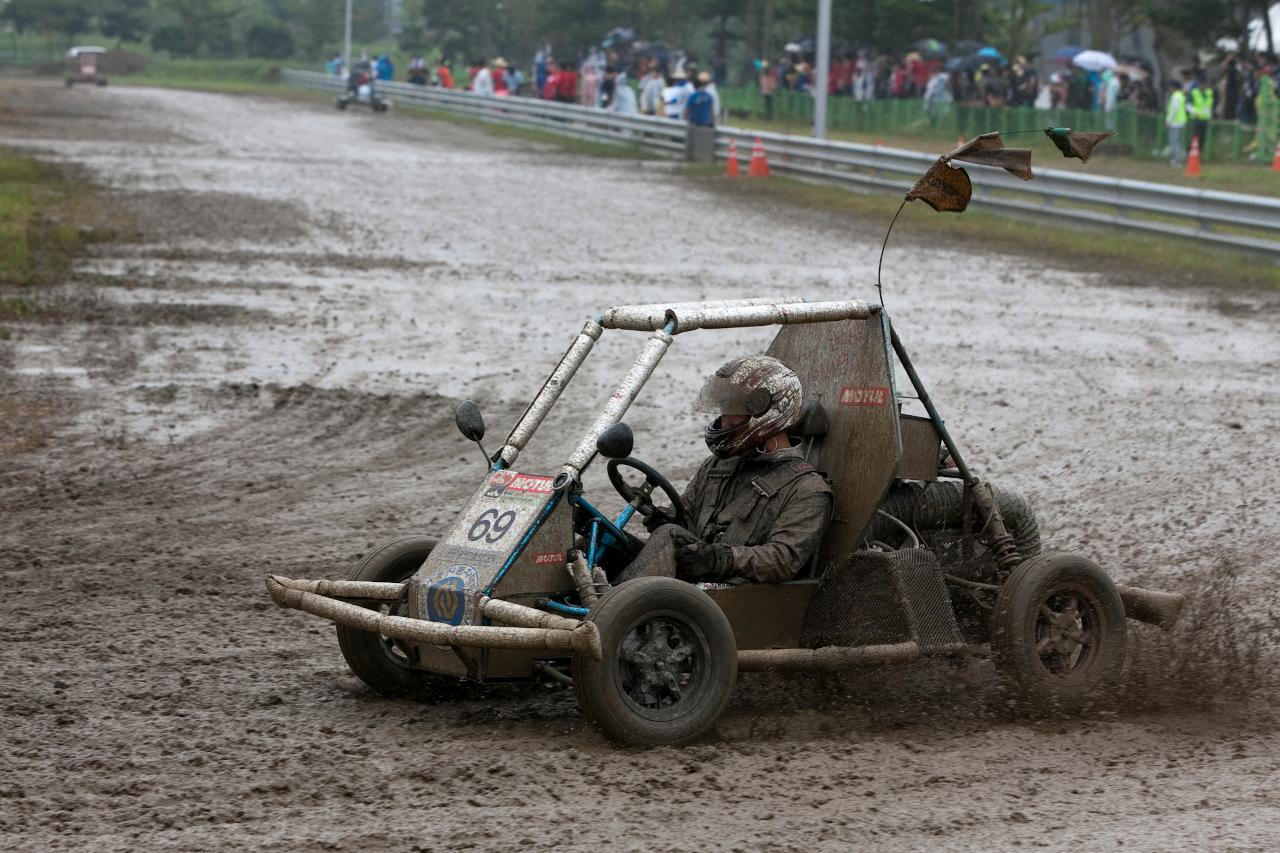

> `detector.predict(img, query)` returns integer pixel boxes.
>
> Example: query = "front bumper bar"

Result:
[265,576,602,660]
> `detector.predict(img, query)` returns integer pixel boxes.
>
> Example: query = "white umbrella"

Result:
[1071,50,1117,72]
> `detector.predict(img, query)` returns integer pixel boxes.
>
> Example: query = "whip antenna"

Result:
[875,197,908,309]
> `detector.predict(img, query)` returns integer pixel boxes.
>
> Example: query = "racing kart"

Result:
[336,69,389,112]
[266,297,1186,747]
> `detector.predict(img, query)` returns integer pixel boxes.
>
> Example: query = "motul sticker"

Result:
[533,552,564,565]
[838,385,890,407]
[483,471,555,498]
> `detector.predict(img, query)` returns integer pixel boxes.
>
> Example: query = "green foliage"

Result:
[100,0,151,44]
[246,22,295,58]
[983,0,1071,60]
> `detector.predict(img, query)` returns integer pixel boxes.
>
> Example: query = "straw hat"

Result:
[493,57,509,68]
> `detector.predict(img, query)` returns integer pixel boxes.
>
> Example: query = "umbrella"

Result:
[1072,50,1117,71]
[912,38,947,59]
[961,47,1006,71]
[1053,45,1083,63]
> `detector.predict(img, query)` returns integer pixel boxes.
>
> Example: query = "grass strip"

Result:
[0,150,85,286]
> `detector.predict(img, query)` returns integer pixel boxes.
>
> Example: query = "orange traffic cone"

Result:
[1185,135,1202,177]
[725,138,740,177]
[1271,139,1280,172]
[748,137,770,177]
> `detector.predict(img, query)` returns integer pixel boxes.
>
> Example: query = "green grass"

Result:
[682,166,1280,290]
[0,148,120,287]
[0,152,64,285]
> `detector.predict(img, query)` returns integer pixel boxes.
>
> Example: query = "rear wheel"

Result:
[573,577,736,747]
[335,535,438,696]
[992,552,1126,713]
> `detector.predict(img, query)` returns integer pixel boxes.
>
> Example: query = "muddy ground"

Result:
[2,79,1280,852]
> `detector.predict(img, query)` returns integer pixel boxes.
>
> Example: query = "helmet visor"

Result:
[694,375,765,416]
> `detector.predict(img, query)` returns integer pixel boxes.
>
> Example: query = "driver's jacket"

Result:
[681,446,832,584]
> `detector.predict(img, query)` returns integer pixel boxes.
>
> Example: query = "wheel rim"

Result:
[1033,582,1104,678]
[615,611,708,722]
[376,598,414,668]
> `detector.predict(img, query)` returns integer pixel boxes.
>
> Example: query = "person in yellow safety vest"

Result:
[1188,73,1214,158]
[1165,79,1188,166]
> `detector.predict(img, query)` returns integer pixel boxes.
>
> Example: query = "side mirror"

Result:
[455,400,485,442]
[596,422,634,459]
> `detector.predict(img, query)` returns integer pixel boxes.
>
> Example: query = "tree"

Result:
[99,0,152,45]
[1,0,93,45]
[289,0,343,57]
[983,0,1070,60]
[151,0,241,57]
[246,21,294,57]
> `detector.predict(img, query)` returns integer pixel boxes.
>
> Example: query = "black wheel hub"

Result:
[1035,588,1098,675]
[618,618,700,711]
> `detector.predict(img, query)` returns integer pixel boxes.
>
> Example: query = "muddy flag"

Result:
[1044,127,1115,163]
[905,159,973,212]
[943,132,1034,181]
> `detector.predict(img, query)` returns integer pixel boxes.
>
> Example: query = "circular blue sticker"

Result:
[425,565,478,626]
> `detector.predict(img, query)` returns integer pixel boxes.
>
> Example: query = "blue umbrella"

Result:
[975,46,1005,63]
[1054,45,1084,62]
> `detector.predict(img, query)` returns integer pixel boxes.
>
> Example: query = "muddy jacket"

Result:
[681,446,832,584]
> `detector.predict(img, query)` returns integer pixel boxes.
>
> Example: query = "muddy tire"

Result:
[336,98,347,110]
[992,552,1126,713]
[335,535,437,696]
[572,577,736,747]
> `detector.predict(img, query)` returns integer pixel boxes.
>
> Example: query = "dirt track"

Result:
[3,79,1280,852]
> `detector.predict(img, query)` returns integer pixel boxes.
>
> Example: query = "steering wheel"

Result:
[606,457,690,530]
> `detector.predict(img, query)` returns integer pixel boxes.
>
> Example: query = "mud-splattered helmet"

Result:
[696,355,803,458]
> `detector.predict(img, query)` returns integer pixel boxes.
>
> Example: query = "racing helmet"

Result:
[696,355,803,458]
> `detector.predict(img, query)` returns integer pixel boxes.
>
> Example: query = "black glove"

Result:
[676,541,735,582]
[641,505,677,533]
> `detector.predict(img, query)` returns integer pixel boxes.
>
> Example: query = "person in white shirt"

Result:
[662,68,693,120]
[471,59,494,97]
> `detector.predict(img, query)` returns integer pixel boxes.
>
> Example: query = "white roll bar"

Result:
[601,298,875,334]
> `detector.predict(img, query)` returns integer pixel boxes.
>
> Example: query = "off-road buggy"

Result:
[267,297,1185,747]
[266,129,1184,747]
[336,65,389,112]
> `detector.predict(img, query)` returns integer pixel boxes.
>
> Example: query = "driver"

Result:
[618,355,832,585]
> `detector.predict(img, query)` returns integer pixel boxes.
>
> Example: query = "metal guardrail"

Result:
[284,69,1280,256]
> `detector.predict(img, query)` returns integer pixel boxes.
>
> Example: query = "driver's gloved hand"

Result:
[664,525,701,550]
[641,506,677,533]
[676,541,735,582]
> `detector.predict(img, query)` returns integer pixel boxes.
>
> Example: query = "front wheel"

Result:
[992,552,1126,713]
[335,535,437,696]
[573,577,737,747]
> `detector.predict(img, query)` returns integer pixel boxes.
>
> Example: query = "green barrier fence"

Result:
[718,86,1271,164]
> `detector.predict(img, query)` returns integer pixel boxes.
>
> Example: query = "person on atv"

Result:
[618,355,832,585]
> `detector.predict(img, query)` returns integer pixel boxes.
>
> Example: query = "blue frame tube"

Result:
[483,490,564,595]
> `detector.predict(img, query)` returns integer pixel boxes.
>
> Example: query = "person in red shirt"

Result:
[492,57,509,95]
[555,60,579,103]
[542,59,559,100]
[436,60,454,89]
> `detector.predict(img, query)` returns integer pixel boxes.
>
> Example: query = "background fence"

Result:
[718,87,1279,166]
[284,69,1280,257]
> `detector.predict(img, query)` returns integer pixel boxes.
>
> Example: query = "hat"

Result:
[696,71,711,83]
[670,68,687,80]
[493,57,509,68]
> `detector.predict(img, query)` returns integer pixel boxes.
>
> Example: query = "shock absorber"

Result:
[971,481,1022,577]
